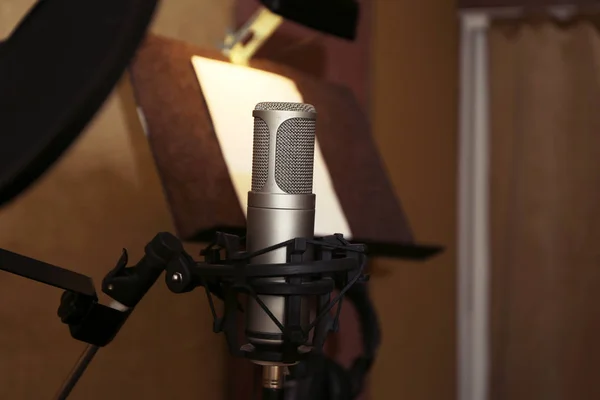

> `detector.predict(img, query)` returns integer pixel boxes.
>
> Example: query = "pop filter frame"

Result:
[0,0,159,206]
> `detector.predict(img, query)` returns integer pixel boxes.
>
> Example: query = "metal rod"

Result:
[54,344,99,400]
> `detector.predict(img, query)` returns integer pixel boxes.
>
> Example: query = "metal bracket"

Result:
[221,7,283,66]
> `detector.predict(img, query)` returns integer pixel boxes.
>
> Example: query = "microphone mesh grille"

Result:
[275,118,316,194]
[251,117,270,191]
[255,102,316,113]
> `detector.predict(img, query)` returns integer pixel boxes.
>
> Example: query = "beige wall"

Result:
[370,1,458,399]
[0,2,232,399]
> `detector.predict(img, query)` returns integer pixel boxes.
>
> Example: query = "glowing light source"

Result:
[191,56,352,238]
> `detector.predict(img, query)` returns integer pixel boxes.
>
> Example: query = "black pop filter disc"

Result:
[0,0,159,206]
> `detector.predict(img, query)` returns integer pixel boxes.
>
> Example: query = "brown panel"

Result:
[369,0,458,399]
[458,0,600,9]
[129,38,246,241]
[129,34,413,247]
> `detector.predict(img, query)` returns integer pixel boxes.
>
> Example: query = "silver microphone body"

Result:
[245,102,317,350]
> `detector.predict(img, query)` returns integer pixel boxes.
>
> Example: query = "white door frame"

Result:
[457,11,491,400]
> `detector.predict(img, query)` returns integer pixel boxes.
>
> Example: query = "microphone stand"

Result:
[0,232,190,399]
[53,344,99,400]
[54,232,192,399]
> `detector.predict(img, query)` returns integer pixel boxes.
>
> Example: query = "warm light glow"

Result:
[191,56,352,238]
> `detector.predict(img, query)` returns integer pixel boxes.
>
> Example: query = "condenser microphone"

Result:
[163,102,368,399]
[245,101,317,388]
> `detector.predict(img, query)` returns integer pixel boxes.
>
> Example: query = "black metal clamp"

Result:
[0,232,192,399]
[55,232,187,347]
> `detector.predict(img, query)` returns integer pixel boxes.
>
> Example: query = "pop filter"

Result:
[0,0,159,206]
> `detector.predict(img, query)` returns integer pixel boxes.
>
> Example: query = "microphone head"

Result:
[254,102,316,113]
[251,102,317,195]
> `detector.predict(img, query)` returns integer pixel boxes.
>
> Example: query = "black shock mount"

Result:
[165,232,368,365]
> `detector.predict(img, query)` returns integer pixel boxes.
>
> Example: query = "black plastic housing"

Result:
[259,0,359,40]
